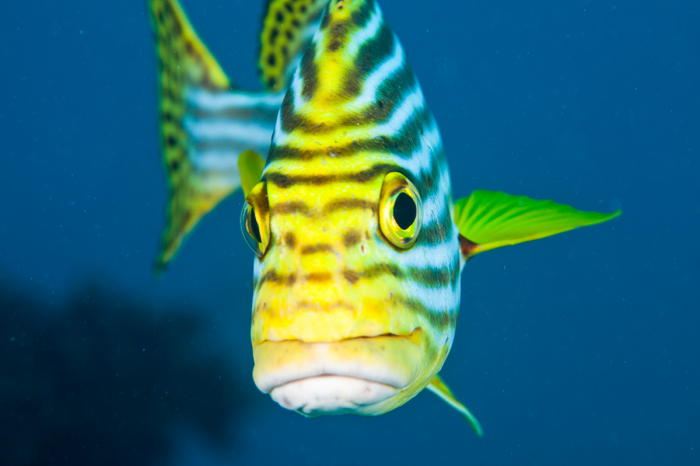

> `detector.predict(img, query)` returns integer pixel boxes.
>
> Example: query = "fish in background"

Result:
[147,0,620,435]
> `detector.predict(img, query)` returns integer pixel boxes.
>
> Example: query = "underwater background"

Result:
[1,0,698,464]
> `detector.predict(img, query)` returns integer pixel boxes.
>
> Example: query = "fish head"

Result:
[240,0,460,417]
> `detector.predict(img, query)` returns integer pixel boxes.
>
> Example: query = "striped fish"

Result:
[148,0,620,434]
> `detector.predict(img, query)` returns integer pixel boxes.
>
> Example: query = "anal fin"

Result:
[426,374,483,437]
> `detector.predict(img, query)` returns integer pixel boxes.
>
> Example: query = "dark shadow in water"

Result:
[0,281,250,465]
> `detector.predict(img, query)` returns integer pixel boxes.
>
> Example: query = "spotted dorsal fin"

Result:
[257,0,329,92]
[148,0,283,272]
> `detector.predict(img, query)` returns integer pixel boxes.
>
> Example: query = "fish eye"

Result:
[379,173,422,249]
[240,182,270,258]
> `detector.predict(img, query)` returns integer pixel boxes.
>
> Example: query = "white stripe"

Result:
[403,279,460,313]
[253,257,261,279]
[189,149,241,171]
[291,67,306,110]
[186,89,284,112]
[422,176,450,228]
[351,40,404,109]
[401,122,442,177]
[310,22,327,60]
[197,173,241,190]
[370,86,425,137]
[346,5,382,54]
[184,117,274,147]
[382,230,458,270]
[271,111,288,147]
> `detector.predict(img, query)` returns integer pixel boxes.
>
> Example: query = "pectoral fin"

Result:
[238,150,266,198]
[426,375,483,436]
[454,190,621,261]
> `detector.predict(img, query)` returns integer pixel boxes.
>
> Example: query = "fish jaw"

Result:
[253,331,427,416]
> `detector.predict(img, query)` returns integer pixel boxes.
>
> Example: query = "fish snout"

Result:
[252,332,424,416]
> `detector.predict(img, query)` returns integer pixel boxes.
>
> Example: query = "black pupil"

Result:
[249,207,262,242]
[393,192,416,230]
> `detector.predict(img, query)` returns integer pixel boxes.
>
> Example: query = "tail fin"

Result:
[148,0,282,272]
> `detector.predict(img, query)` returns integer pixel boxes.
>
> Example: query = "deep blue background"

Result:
[1,0,698,464]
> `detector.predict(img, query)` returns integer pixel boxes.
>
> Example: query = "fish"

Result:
[147,0,620,435]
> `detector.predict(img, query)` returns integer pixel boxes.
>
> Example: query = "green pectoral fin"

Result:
[427,375,483,436]
[454,190,621,260]
[238,150,265,198]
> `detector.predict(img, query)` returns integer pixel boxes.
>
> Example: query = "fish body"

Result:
[250,0,459,416]
[148,0,619,433]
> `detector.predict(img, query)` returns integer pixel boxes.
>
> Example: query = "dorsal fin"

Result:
[257,0,329,92]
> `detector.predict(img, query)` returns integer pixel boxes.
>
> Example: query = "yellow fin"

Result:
[454,190,621,260]
[238,150,266,198]
[148,0,233,272]
[426,375,483,436]
[257,0,328,91]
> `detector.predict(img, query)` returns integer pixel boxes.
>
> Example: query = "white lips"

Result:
[270,376,399,416]
[253,336,422,394]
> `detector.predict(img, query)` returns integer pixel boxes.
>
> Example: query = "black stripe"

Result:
[375,59,418,112]
[327,20,349,52]
[342,21,395,97]
[270,201,311,215]
[323,198,376,213]
[264,162,398,187]
[350,0,375,30]
[268,198,376,216]
[396,295,457,332]
[415,198,455,248]
[413,146,448,199]
[333,60,419,128]
[300,244,336,255]
[299,43,318,100]
[269,103,429,162]
[406,254,460,289]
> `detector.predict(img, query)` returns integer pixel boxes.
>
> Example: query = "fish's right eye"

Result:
[378,172,423,249]
[240,182,270,258]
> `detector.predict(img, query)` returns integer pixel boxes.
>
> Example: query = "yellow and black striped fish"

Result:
[148,0,620,434]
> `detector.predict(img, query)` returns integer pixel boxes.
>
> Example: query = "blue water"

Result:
[1,0,698,464]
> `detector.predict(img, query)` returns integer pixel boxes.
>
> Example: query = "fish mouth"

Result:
[252,331,423,416]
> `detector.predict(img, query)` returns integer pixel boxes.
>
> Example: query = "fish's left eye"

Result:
[240,181,270,258]
[379,173,422,249]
